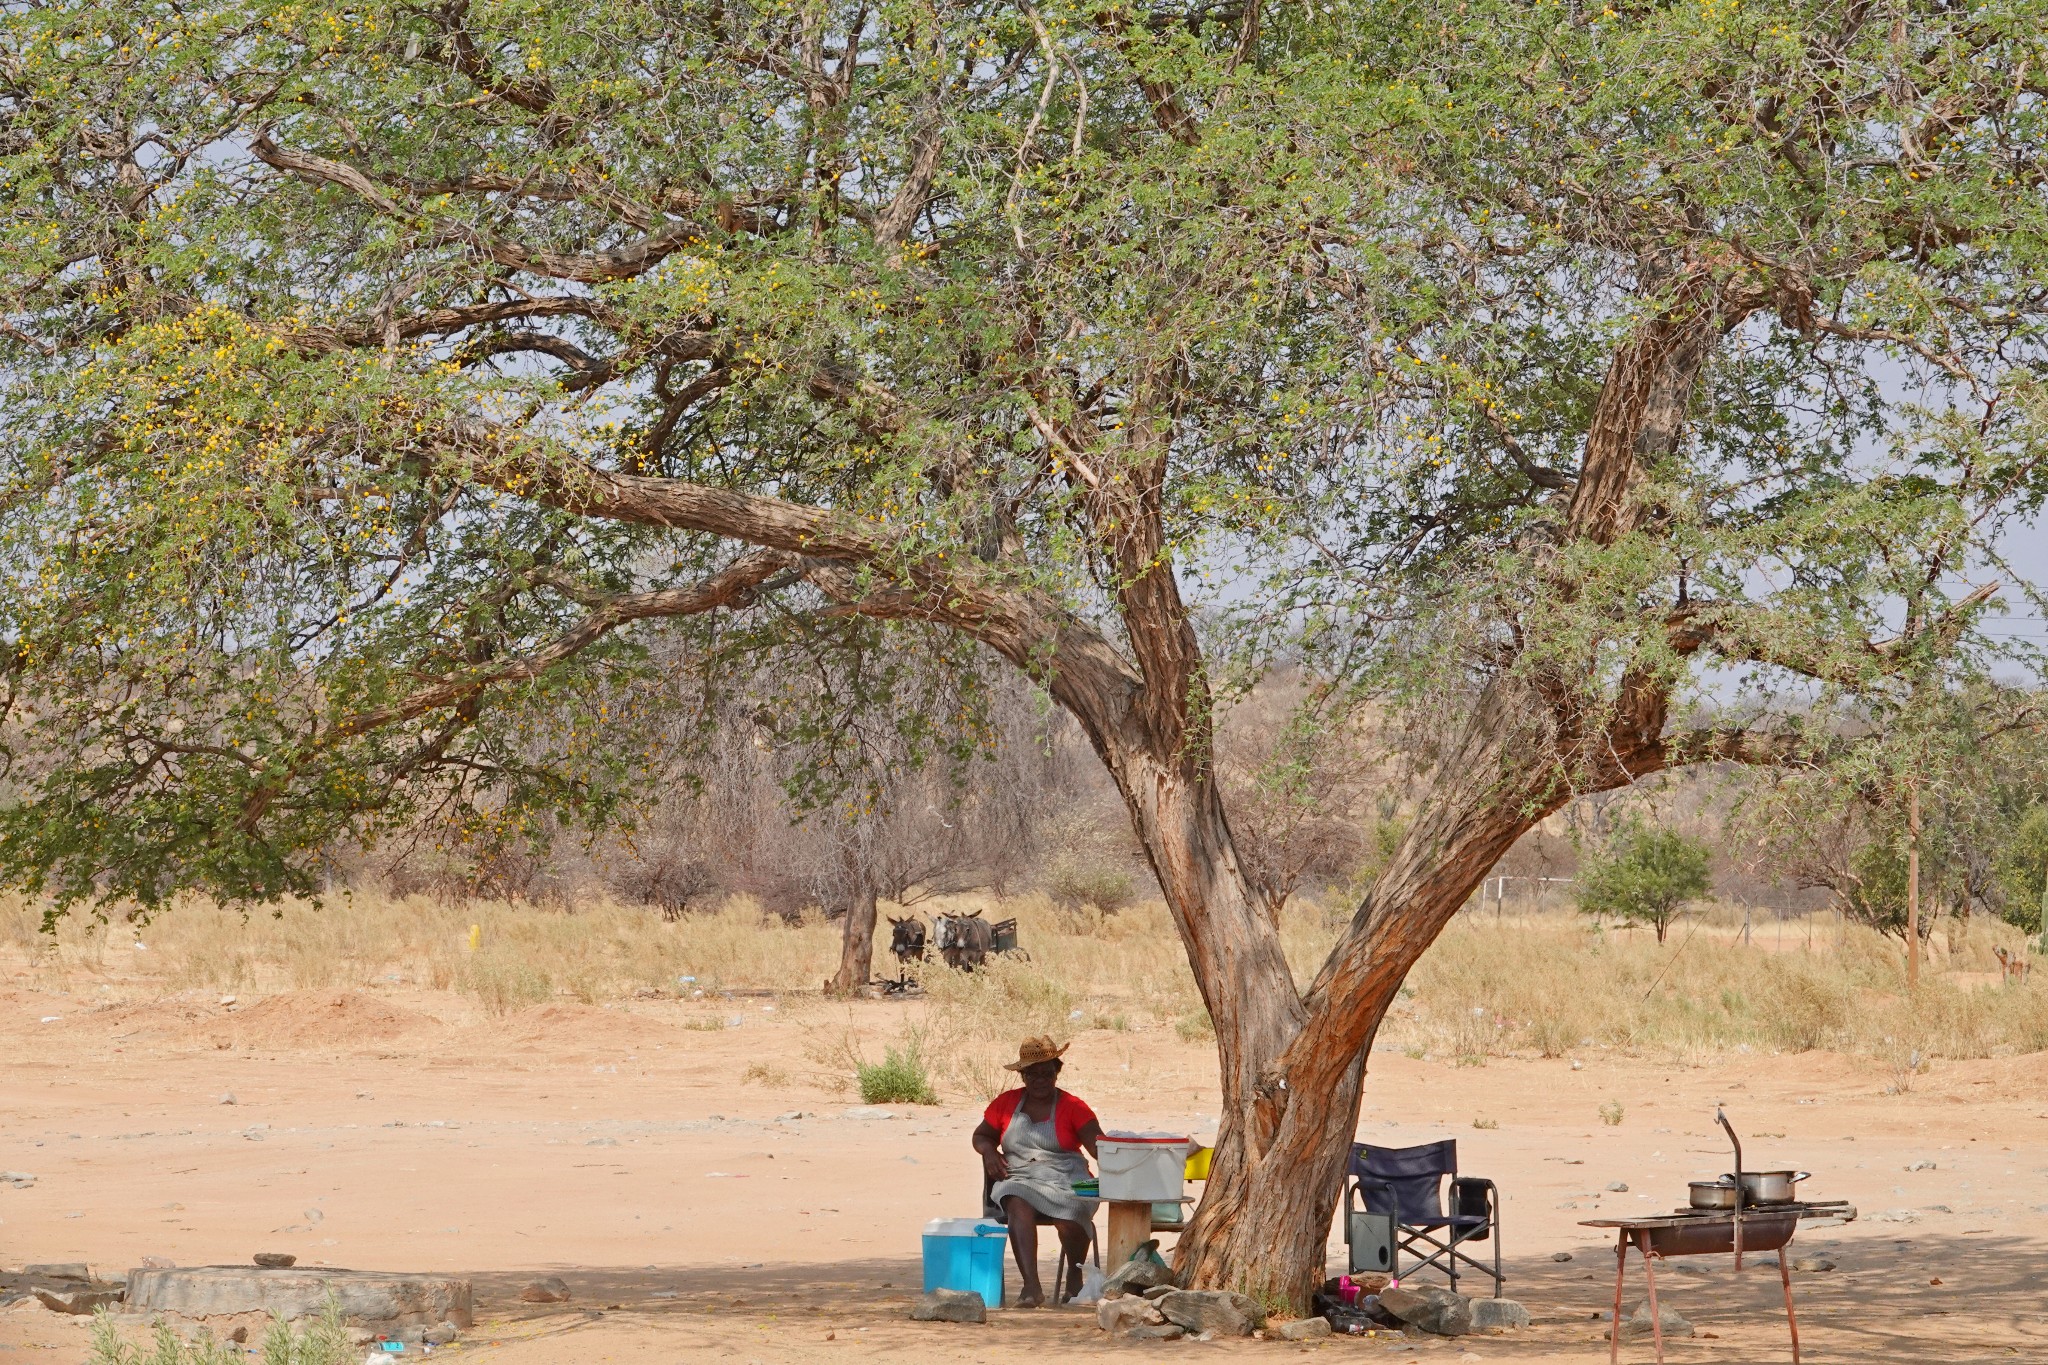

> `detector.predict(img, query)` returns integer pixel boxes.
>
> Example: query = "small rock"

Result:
[1606,1181,1630,1193]
[1622,1300,1693,1339]
[1156,1289,1264,1337]
[227,1326,248,1344]
[1378,1284,1473,1337]
[218,995,236,1006]
[1571,1060,1583,1070]
[253,1253,297,1269]
[1790,1255,1837,1273]
[520,1277,573,1304]
[1141,1283,1178,1300]
[775,1111,804,1122]
[2,1172,36,1188]
[218,1093,236,1105]
[909,1289,986,1323]
[1868,1209,1919,1224]
[1551,1251,1574,1262]
[33,1287,123,1315]
[1099,1296,1167,1331]
[1101,1257,1172,1298]
[1469,1298,1531,1333]
[1906,1160,1937,1172]
[586,1137,618,1147]
[842,1106,899,1120]
[423,1322,459,1345]
[23,1264,90,1282]
[138,1256,176,1270]
[1275,1316,1333,1340]
[1127,1323,1185,1340]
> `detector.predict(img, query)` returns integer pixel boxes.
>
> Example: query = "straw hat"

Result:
[1003,1035,1070,1071]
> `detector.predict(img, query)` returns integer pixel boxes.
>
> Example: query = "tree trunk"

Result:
[826,883,879,996]
[1070,672,1569,1307]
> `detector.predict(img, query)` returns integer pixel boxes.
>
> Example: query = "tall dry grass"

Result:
[6,890,2044,1073]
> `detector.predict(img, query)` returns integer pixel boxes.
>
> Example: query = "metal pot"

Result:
[1730,1169,1810,1204]
[1688,1179,1740,1210]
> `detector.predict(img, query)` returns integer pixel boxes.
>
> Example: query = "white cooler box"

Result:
[1098,1133,1190,1202]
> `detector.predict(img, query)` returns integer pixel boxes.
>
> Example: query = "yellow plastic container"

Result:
[1184,1145,1213,1181]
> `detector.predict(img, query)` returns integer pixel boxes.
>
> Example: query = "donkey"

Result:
[888,915,928,968]
[933,910,994,971]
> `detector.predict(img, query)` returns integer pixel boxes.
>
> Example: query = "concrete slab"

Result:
[124,1266,471,1329]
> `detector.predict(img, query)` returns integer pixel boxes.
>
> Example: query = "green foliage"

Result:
[90,1300,352,1365]
[1,0,2045,960]
[856,1040,938,1106]
[1577,822,1712,944]
[1994,807,2048,935]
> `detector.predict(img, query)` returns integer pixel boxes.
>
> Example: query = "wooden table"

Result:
[1103,1198,1192,1271]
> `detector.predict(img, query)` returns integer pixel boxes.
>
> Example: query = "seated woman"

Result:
[971,1035,1102,1307]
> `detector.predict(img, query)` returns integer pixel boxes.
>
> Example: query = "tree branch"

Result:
[329,551,794,739]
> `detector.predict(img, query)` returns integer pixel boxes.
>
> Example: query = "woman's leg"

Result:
[1053,1218,1093,1299]
[1002,1196,1046,1306]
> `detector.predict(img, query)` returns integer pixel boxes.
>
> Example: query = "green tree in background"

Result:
[1578,820,1711,944]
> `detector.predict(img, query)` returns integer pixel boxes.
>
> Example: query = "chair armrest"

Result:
[1351,1177,1400,1218]
[1450,1176,1496,1221]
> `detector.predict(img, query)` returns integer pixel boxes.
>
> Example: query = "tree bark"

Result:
[826,879,880,996]
[1170,677,1563,1300]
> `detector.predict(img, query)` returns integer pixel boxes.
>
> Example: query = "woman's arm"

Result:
[972,1119,1008,1182]
[1077,1117,1102,1160]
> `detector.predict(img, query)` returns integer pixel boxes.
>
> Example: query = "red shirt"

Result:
[983,1088,1097,1153]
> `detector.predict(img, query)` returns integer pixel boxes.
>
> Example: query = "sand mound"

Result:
[217,990,437,1050]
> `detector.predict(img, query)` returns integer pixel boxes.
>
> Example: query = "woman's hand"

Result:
[971,1118,1007,1183]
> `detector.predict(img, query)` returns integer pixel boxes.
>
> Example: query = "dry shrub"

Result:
[922,954,1075,1043]
[460,950,552,1016]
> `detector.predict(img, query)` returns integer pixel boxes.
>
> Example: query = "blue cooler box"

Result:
[922,1218,1006,1307]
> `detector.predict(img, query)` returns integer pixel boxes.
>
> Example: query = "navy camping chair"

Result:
[1345,1139,1503,1297]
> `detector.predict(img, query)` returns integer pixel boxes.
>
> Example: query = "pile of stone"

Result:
[1367,1283,1531,1337]
[1096,1287,1271,1341]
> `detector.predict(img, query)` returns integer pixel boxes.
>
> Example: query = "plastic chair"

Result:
[981,1173,1099,1305]
[1345,1139,1503,1296]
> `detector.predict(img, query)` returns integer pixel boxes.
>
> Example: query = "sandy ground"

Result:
[4,979,2048,1363]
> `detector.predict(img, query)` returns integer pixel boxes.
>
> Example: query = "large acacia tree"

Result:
[5,0,2046,1301]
